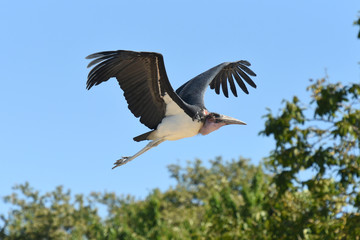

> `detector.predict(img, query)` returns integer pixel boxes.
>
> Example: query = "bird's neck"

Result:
[198,120,225,135]
[193,108,208,122]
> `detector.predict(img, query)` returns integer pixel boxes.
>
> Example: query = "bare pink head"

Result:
[199,112,246,135]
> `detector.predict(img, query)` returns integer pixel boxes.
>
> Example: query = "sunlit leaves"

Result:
[260,78,360,239]
[1,158,275,240]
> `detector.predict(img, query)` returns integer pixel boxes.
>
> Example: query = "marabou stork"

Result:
[86,50,256,169]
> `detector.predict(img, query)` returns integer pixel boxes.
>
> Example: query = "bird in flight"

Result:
[86,50,256,169]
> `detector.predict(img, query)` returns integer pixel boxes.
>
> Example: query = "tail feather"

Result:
[133,130,154,142]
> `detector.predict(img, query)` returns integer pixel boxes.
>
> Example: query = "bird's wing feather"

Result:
[176,61,256,107]
[86,50,193,129]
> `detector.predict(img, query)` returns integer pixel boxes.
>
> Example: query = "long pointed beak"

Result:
[219,115,247,125]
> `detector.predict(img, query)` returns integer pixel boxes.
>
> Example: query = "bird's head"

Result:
[198,112,246,135]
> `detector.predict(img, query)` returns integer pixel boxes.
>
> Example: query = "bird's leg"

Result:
[112,138,165,169]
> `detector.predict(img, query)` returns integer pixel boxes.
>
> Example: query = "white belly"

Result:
[151,94,203,141]
[154,113,203,140]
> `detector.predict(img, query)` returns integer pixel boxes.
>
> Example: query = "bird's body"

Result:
[151,108,203,141]
[86,50,256,168]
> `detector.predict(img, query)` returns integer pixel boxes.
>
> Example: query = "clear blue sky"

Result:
[1,1,359,212]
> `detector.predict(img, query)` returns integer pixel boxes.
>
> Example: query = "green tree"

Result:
[260,78,360,239]
[355,14,360,38]
[1,158,274,239]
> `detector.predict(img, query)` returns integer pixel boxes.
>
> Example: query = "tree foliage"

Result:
[355,14,360,39]
[1,158,275,239]
[260,78,360,239]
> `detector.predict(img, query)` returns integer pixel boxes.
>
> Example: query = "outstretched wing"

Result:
[86,50,192,129]
[176,60,256,108]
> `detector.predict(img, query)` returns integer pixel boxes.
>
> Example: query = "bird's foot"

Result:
[112,156,131,169]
